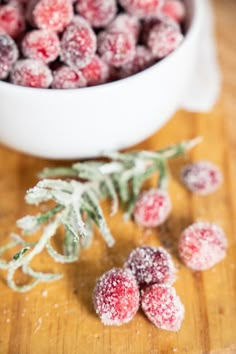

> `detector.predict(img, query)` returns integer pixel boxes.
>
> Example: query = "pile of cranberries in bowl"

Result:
[0,0,186,89]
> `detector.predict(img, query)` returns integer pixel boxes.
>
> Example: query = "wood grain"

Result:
[0,1,236,353]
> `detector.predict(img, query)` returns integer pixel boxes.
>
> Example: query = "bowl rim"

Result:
[0,0,201,95]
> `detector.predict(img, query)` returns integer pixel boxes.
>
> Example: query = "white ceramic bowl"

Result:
[0,0,203,159]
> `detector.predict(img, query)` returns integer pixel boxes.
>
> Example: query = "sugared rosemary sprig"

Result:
[0,138,201,292]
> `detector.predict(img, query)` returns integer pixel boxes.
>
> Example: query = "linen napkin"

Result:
[181,0,221,112]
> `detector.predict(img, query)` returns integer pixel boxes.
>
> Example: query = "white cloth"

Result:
[181,0,221,112]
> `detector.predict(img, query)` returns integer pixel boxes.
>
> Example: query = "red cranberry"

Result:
[141,284,185,331]
[181,161,223,195]
[21,29,60,63]
[28,0,73,33]
[119,0,164,19]
[98,30,135,67]
[76,0,117,28]
[93,268,140,326]
[108,14,140,42]
[61,16,97,70]
[52,65,87,89]
[11,59,53,88]
[125,246,176,287]
[178,222,227,271]
[81,55,109,86]
[161,0,186,23]
[0,33,18,79]
[0,3,25,38]
[147,19,183,59]
[133,189,172,228]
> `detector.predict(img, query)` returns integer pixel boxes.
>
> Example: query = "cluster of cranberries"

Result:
[93,246,184,330]
[93,160,227,329]
[0,0,186,89]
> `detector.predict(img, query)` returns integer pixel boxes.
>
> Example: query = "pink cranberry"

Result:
[98,31,135,67]
[181,161,223,195]
[61,16,97,70]
[28,0,73,33]
[161,0,186,23]
[81,55,109,86]
[119,45,154,78]
[108,14,140,42]
[141,284,185,331]
[119,0,164,19]
[11,59,53,88]
[0,33,19,79]
[21,30,60,64]
[147,19,183,58]
[140,16,179,46]
[178,222,227,271]
[52,65,87,89]
[76,0,117,28]
[125,246,176,287]
[0,3,25,38]
[93,268,140,326]
[133,189,172,228]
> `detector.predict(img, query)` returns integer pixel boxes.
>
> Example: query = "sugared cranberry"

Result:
[0,3,25,38]
[141,284,184,331]
[61,16,97,70]
[119,45,154,78]
[11,59,53,88]
[181,161,223,195]
[140,17,178,46]
[108,14,140,42]
[0,33,18,79]
[93,268,140,326]
[81,55,109,86]
[178,222,227,271]
[119,0,164,19]
[98,31,135,67]
[133,189,171,228]
[147,19,183,58]
[52,65,87,89]
[28,0,73,33]
[161,0,186,23]
[125,246,176,287]
[21,30,60,64]
[76,0,117,28]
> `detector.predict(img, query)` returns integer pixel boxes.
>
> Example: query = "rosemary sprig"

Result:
[0,138,201,292]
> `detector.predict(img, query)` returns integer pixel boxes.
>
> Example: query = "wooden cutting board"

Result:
[0,1,236,353]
